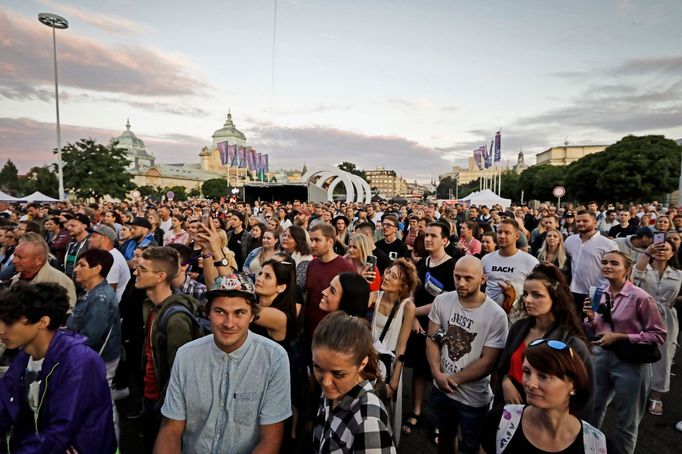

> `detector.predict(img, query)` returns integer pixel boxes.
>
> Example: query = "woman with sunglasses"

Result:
[494,263,594,420]
[632,238,681,416]
[481,340,606,453]
[583,250,666,454]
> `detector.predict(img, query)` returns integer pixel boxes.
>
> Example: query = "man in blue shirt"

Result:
[155,273,291,454]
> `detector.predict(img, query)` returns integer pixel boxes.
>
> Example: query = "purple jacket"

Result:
[0,330,117,453]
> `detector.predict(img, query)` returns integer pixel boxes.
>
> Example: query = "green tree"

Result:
[22,165,59,198]
[337,162,367,180]
[500,170,522,202]
[436,176,458,199]
[202,179,228,200]
[188,188,201,198]
[566,135,681,203]
[137,185,159,198]
[519,164,566,201]
[167,185,187,202]
[0,159,21,194]
[62,138,133,200]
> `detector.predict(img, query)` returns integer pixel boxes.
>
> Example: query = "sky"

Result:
[1,0,681,182]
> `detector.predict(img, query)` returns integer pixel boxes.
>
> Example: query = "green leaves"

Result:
[62,138,134,200]
[201,179,228,200]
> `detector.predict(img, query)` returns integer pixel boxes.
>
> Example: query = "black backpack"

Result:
[157,304,212,342]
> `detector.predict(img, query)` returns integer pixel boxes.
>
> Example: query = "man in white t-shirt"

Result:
[426,256,508,453]
[88,225,130,303]
[481,219,539,308]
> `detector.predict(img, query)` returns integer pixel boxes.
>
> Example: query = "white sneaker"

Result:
[111,387,130,401]
[676,420,682,433]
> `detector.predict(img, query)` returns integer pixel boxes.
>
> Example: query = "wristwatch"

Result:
[213,257,230,267]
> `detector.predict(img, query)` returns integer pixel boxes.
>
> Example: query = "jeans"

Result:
[592,346,651,454]
[429,388,489,454]
[142,398,162,453]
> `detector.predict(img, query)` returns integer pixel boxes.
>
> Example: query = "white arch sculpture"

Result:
[301,165,372,203]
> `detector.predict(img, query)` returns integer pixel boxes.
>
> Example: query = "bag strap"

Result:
[158,304,198,334]
[379,296,402,343]
[495,404,524,454]
[98,325,114,356]
[581,420,608,454]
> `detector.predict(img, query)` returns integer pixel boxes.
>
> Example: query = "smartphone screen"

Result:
[366,255,377,269]
[654,232,665,244]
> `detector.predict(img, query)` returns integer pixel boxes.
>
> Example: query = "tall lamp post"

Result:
[38,13,69,201]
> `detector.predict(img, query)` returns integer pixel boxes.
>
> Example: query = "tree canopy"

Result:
[62,138,134,200]
[519,164,566,201]
[337,162,367,180]
[0,160,20,194]
[201,178,228,200]
[23,165,59,198]
[564,135,681,203]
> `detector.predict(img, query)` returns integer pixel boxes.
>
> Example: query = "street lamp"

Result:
[38,12,68,201]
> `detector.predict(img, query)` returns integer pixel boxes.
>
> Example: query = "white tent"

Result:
[461,189,511,210]
[0,191,19,202]
[19,191,60,202]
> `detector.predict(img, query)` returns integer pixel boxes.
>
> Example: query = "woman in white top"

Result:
[244,229,281,276]
[368,258,418,444]
[632,238,681,416]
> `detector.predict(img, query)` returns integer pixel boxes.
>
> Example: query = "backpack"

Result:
[157,304,212,344]
[495,405,607,454]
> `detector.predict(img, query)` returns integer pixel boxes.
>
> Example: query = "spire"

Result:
[126,118,131,130]
[224,111,235,128]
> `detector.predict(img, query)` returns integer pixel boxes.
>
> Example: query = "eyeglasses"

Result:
[134,266,163,274]
[528,338,574,358]
[382,223,396,228]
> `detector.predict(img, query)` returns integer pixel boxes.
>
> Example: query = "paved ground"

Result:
[117,354,682,453]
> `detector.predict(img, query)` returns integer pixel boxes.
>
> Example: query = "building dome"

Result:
[211,112,246,147]
[111,119,155,171]
[512,150,529,174]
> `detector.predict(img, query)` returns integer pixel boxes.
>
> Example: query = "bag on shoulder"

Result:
[158,304,212,343]
[605,340,661,363]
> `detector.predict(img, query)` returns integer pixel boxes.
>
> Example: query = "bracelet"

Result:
[644,252,653,258]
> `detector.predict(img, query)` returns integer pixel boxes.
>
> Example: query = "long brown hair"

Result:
[312,311,379,381]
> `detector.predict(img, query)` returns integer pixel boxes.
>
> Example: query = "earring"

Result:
[570,390,576,396]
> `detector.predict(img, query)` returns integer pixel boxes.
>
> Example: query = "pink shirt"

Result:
[584,281,666,345]
[458,237,481,256]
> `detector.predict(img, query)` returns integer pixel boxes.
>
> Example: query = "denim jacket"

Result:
[66,280,121,362]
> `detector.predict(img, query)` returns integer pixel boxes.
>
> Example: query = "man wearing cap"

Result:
[89,224,130,303]
[614,228,654,263]
[64,213,91,281]
[122,217,159,264]
[155,274,291,454]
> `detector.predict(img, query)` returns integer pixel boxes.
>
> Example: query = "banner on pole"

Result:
[494,131,501,161]
[217,141,229,165]
[246,149,257,171]
[237,147,246,168]
[263,154,269,173]
[484,144,492,168]
[473,147,483,170]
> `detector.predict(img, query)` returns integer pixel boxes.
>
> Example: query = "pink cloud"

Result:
[0,6,210,99]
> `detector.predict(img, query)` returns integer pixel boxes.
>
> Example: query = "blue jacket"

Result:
[66,280,121,362]
[0,331,117,453]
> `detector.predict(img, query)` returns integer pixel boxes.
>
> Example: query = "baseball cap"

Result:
[635,227,654,238]
[72,213,91,227]
[501,210,515,219]
[88,224,117,242]
[563,211,575,218]
[205,274,257,302]
[129,217,152,230]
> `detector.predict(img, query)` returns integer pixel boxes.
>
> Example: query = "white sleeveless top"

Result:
[371,291,408,353]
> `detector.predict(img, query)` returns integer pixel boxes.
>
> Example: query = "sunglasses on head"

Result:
[528,338,574,358]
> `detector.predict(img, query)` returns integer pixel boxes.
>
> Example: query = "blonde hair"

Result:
[537,229,567,269]
[349,233,372,266]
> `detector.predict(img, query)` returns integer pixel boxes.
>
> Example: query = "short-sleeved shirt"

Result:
[161,332,291,454]
[564,232,618,295]
[107,248,130,303]
[428,292,508,407]
[481,251,539,305]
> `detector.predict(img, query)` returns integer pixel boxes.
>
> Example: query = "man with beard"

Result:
[564,210,617,315]
[426,256,508,453]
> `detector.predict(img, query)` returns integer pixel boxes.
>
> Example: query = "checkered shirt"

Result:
[179,274,207,304]
[313,380,396,454]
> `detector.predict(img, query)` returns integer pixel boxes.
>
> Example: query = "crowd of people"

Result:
[0,197,679,453]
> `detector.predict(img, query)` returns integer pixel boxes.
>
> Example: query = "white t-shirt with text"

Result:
[481,250,539,305]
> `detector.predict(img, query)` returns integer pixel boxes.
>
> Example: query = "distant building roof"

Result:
[211,112,246,147]
[139,165,224,181]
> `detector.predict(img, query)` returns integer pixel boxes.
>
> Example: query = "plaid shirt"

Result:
[178,274,207,304]
[313,380,396,454]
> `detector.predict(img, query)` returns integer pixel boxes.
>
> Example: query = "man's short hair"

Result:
[576,209,597,221]
[427,221,450,239]
[19,220,42,234]
[18,232,49,260]
[498,218,520,230]
[354,221,375,232]
[77,249,114,277]
[166,243,193,265]
[310,223,336,240]
[142,246,179,283]
[0,282,69,330]
[382,215,399,228]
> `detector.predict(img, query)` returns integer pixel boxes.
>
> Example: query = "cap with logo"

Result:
[205,274,256,302]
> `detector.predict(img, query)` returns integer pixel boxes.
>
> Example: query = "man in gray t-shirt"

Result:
[426,256,508,453]
[156,274,291,454]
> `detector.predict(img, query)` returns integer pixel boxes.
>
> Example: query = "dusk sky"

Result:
[1,0,681,181]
